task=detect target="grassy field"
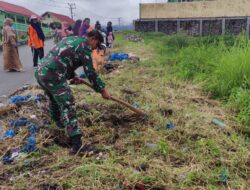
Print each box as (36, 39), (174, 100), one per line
(0, 32), (249, 190)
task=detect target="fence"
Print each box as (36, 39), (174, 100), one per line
(134, 17), (250, 36)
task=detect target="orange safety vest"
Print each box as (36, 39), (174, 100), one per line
(92, 49), (105, 71)
(28, 25), (44, 49)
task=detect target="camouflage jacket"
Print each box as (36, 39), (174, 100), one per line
(38, 36), (105, 92)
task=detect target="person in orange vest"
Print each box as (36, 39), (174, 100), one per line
(92, 22), (107, 71)
(28, 15), (45, 68)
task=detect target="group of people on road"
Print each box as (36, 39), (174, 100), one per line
(2, 15), (115, 155)
(2, 16), (115, 72)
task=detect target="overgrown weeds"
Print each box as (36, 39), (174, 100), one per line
(138, 32), (250, 126)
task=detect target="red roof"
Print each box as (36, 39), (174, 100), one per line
(43, 12), (75, 25)
(0, 1), (38, 17)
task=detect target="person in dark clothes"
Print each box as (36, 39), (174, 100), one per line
(106, 21), (115, 47)
(73, 19), (82, 36)
(95, 21), (101, 30)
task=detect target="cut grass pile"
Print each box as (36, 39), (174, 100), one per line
(0, 32), (249, 190)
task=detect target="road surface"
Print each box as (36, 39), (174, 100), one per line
(0, 40), (54, 102)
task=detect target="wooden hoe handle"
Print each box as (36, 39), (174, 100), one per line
(74, 78), (147, 116)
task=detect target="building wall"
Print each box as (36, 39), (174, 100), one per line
(140, 0), (250, 19)
(135, 17), (250, 37)
(0, 11), (50, 42)
(41, 13), (61, 25)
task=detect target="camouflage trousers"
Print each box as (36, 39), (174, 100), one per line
(35, 70), (82, 137)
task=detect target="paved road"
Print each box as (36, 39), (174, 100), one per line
(0, 40), (54, 101)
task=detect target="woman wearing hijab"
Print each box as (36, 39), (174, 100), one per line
(28, 15), (45, 68)
(79, 18), (93, 37)
(73, 19), (82, 36)
(2, 18), (23, 72)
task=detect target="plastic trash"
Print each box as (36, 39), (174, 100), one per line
(8, 95), (41, 104)
(125, 34), (144, 42)
(128, 54), (140, 63)
(220, 169), (228, 185)
(166, 122), (175, 129)
(29, 96), (41, 102)
(212, 119), (226, 129)
(9, 95), (31, 104)
(2, 129), (16, 139)
(109, 52), (129, 61)
(3, 118), (38, 139)
(115, 184), (121, 190)
(79, 71), (86, 78)
(145, 143), (157, 149)
(132, 103), (140, 109)
(21, 136), (36, 153)
(30, 115), (37, 119)
(9, 117), (29, 127)
(2, 149), (20, 164)
(29, 124), (38, 135)
(1, 120), (38, 164)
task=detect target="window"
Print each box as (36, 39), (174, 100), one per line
(5, 13), (15, 21)
(42, 23), (48, 27)
(16, 16), (25, 24)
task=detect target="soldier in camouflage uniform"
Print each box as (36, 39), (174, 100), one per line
(35, 31), (111, 154)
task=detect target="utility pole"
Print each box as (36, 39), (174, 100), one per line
(68, 3), (76, 19)
(118, 17), (122, 28)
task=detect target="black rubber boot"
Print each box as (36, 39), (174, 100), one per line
(69, 135), (101, 155)
(70, 135), (82, 153)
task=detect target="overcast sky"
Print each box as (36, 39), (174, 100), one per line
(3, 0), (167, 25)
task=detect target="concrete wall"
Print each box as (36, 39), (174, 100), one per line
(140, 0), (250, 19)
(135, 17), (250, 37)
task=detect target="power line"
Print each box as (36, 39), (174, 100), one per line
(14, 0), (68, 9)
(48, 0), (68, 5)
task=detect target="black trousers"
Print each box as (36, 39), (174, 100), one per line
(32, 47), (44, 67)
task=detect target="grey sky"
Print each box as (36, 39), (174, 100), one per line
(2, 0), (165, 25)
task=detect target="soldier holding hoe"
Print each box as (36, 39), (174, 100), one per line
(35, 30), (111, 154)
